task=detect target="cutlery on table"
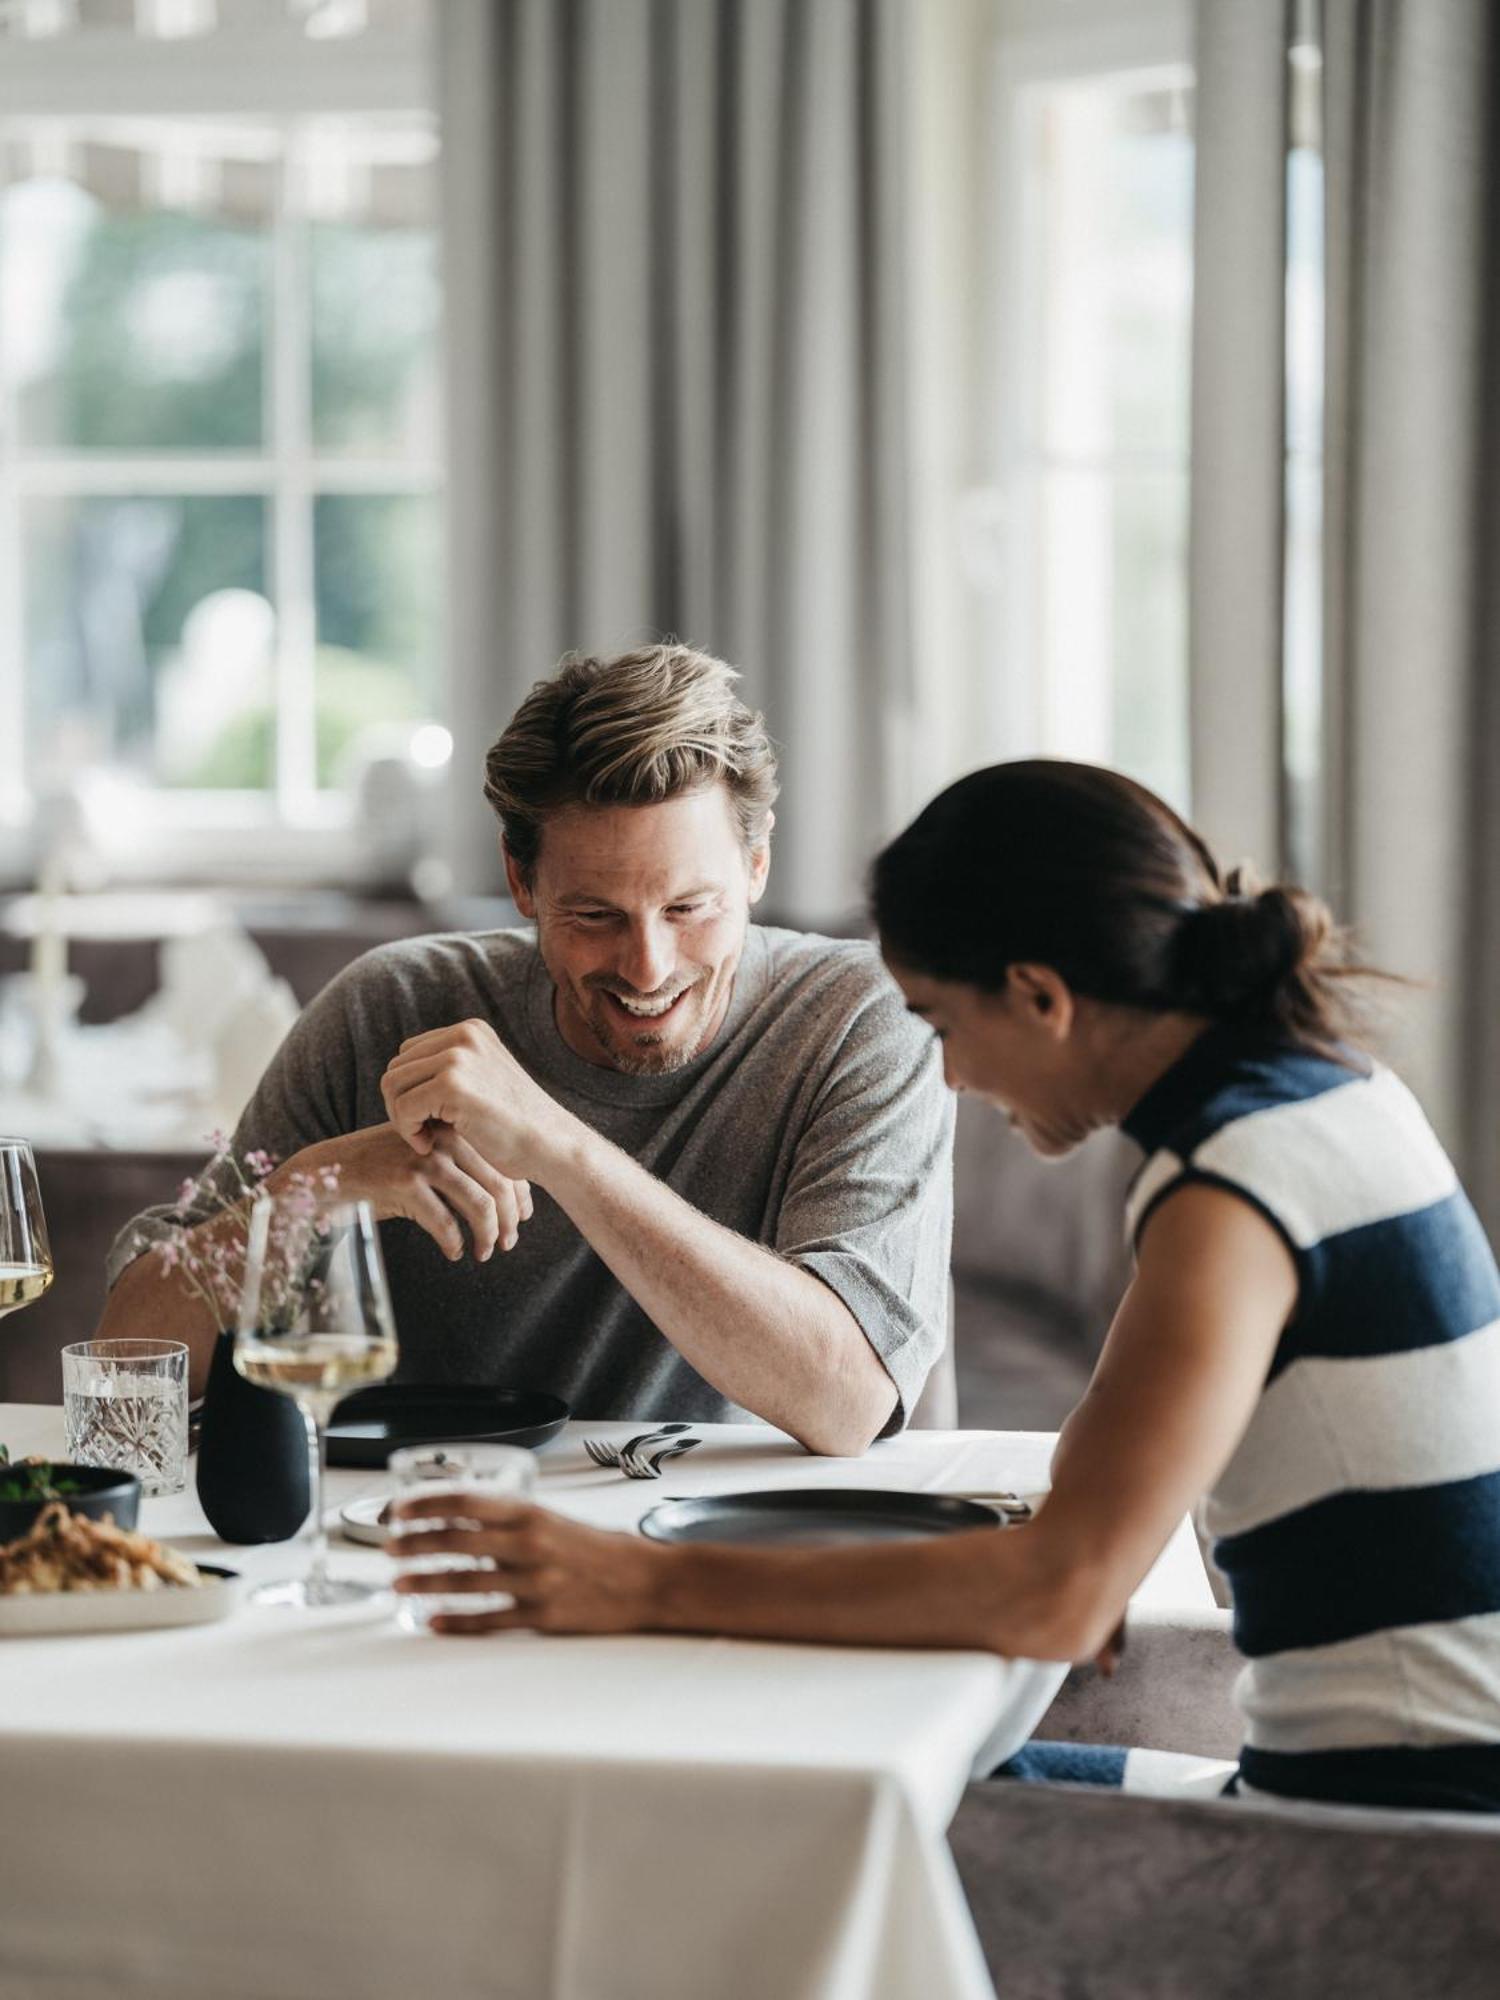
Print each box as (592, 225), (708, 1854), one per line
(582, 1427), (701, 1479)
(582, 1423), (687, 1467)
(580, 1424), (688, 1472)
(641, 1439), (699, 1477)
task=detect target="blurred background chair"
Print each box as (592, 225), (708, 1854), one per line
(949, 1775), (1500, 2000)
(0, 1145), (203, 1404)
(950, 1610), (1500, 1999)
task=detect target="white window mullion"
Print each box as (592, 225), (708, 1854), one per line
(271, 131), (318, 818)
(302, 460), (441, 495)
(13, 456), (275, 496)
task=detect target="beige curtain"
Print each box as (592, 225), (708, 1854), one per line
(1190, 0), (1500, 1229)
(437, 0), (916, 924)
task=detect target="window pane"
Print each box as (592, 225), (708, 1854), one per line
(1036, 466), (1190, 812)
(1109, 471), (1191, 812)
(1030, 76), (1194, 461)
(2, 177), (267, 451)
(24, 495), (273, 790)
(310, 210), (440, 454)
(313, 493), (439, 786)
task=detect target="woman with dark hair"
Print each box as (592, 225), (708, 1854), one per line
(392, 761), (1500, 1814)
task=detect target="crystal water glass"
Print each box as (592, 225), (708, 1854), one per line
(61, 1338), (189, 1496)
(389, 1443), (537, 1632)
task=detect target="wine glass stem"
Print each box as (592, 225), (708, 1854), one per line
(301, 1404), (329, 1597)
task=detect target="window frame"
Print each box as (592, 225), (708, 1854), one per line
(0, 16), (440, 885)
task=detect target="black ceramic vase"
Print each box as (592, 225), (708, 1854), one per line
(196, 1330), (311, 1544)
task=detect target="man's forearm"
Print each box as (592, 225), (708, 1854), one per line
(94, 1214), (240, 1398)
(535, 1119), (897, 1455)
(93, 1153), (324, 1398)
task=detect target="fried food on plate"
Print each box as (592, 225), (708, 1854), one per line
(0, 1503), (203, 1596)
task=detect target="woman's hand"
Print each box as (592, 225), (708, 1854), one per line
(386, 1496), (668, 1635)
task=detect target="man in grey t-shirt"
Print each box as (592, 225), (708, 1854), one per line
(102, 646), (953, 1454)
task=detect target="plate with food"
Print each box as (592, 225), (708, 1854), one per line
(0, 1502), (243, 1636)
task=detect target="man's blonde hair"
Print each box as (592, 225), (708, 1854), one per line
(485, 644), (780, 883)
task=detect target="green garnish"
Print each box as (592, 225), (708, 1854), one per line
(0, 1446), (88, 1503)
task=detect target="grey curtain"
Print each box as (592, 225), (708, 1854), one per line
(1187, 0), (1290, 876)
(1320, 0), (1500, 1222)
(437, 0), (915, 924)
(1189, 0), (1500, 1228)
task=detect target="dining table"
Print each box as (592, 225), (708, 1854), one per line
(0, 1405), (1214, 2000)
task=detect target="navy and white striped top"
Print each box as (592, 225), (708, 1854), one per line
(1121, 1028), (1500, 1813)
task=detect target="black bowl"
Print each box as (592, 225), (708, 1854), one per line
(0, 1462), (143, 1542)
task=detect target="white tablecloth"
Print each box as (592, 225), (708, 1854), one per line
(0, 1408), (1211, 2000)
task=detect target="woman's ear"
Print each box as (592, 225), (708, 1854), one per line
(1007, 963), (1074, 1041)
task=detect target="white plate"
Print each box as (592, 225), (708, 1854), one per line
(339, 1495), (394, 1547)
(0, 1563), (244, 1637)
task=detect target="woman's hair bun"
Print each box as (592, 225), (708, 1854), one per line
(1172, 868), (1334, 1020)
(870, 761), (1375, 1055)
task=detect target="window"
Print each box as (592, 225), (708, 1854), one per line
(0, 0), (441, 882)
(962, 3), (1196, 813)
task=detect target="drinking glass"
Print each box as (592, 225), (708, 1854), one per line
(61, 1339), (189, 1495)
(389, 1443), (537, 1633)
(0, 1138), (53, 1323)
(233, 1196), (398, 1609)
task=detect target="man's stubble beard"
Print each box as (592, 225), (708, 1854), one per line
(598, 1035), (696, 1078)
(575, 982), (710, 1077)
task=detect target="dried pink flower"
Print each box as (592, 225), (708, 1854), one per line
(145, 1145), (343, 1328)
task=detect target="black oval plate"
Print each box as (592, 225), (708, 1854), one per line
(638, 1487), (1002, 1548)
(325, 1385), (569, 1469)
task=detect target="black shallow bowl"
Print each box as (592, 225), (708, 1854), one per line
(0, 1462), (143, 1542)
(325, 1385), (570, 1469)
(638, 1488), (1003, 1548)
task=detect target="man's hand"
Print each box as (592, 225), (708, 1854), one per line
(387, 1494), (665, 1635)
(278, 1123), (533, 1264)
(380, 1020), (568, 1180)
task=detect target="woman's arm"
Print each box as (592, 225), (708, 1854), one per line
(391, 1183), (1298, 1656)
(1033, 1182), (1297, 1643)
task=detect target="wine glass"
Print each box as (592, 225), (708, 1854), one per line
(233, 1196), (398, 1608)
(0, 1139), (54, 1323)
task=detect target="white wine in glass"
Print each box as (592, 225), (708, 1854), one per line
(233, 1197), (398, 1608)
(0, 1139), (54, 1322)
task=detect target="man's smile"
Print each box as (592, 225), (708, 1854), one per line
(600, 986), (694, 1025)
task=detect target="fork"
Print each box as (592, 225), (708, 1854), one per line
(584, 1432), (696, 1480)
(583, 1430), (700, 1478)
(634, 1438), (700, 1479)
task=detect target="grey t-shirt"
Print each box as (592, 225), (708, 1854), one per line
(112, 924), (954, 1431)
